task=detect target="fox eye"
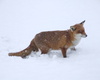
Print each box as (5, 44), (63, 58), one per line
(77, 30), (83, 33)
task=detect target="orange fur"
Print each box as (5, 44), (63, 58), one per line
(8, 21), (87, 58)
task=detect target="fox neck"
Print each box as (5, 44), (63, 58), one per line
(68, 30), (82, 46)
(72, 34), (82, 46)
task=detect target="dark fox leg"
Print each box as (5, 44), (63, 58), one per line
(70, 47), (76, 51)
(61, 48), (68, 58)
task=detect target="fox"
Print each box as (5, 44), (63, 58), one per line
(8, 20), (87, 58)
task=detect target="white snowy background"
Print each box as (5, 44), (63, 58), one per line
(0, 0), (100, 80)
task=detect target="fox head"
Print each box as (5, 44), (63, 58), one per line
(70, 20), (87, 38)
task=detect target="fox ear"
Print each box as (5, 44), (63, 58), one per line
(70, 26), (76, 31)
(80, 20), (85, 24)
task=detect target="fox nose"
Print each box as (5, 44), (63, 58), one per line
(82, 34), (87, 38)
(85, 35), (87, 37)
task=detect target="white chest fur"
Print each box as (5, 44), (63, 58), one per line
(72, 34), (82, 46)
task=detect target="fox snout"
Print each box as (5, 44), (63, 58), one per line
(80, 31), (87, 38)
(82, 34), (87, 38)
(82, 31), (87, 38)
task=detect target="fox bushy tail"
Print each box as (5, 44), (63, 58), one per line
(8, 39), (38, 58)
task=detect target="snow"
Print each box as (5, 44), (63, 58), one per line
(0, 0), (100, 80)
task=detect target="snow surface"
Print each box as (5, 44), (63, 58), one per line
(0, 0), (100, 80)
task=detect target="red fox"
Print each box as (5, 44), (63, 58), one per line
(8, 20), (87, 58)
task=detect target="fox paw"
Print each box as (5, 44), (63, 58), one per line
(71, 47), (76, 51)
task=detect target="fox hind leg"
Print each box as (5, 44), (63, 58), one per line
(39, 45), (50, 54)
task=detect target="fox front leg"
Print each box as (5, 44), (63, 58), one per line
(61, 48), (68, 58)
(70, 47), (76, 51)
